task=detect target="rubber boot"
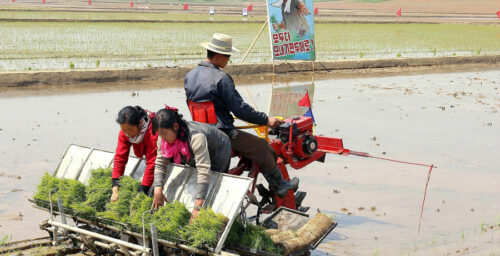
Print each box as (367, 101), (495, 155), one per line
(262, 166), (299, 198)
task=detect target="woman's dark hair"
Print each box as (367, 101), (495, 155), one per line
(116, 106), (148, 126)
(151, 109), (189, 142)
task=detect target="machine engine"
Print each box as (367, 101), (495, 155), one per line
(276, 116), (318, 159)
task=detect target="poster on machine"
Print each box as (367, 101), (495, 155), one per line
(266, 0), (315, 60)
(268, 83), (315, 118)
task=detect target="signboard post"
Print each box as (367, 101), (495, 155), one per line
(266, 0), (315, 60)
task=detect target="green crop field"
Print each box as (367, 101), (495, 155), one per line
(0, 10), (266, 22)
(0, 19), (499, 71)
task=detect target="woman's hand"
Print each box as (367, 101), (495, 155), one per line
(111, 186), (119, 202)
(152, 186), (166, 209)
(190, 198), (205, 222)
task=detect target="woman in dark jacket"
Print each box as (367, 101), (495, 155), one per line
(151, 106), (231, 220)
(112, 106), (158, 202)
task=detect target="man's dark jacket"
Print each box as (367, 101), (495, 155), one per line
(184, 61), (268, 130)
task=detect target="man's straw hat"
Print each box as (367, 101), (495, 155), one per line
(200, 33), (240, 55)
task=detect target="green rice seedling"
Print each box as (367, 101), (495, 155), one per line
(96, 60), (100, 68)
(452, 53), (456, 56)
(480, 220), (489, 232)
(181, 208), (227, 248)
(1, 21), (500, 71)
(431, 231), (440, 246)
(98, 176), (140, 222)
(359, 52), (364, 58)
(33, 172), (86, 208)
(225, 216), (243, 247)
(57, 179), (86, 208)
(432, 48), (437, 56)
(241, 223), (281, 254)
(153, 201), (190, 239)
(71, 167), (113, 216)
(69, 62), (75, 69)
(226, 218), (282, 254)
(397, 53), (402, 58)
(0, 234), (11, 247)
(128, 192), (153, 227)
(33, 172), (60, 203)
(96, 210), (122, 222)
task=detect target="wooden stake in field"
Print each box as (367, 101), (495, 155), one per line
(240, 20), (268, 63)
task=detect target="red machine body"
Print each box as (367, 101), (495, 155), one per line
(187, 101), (350, 213)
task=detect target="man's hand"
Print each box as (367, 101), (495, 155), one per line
(190, 198), (205, 222)
(267, 117), (283, 128)
(152, 186), (166, 209)
(111, 186), (119, 202)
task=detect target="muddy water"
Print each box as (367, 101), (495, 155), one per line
(1, 69), (499, 255)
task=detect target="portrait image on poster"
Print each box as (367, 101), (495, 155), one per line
(267, 0), (315, 60)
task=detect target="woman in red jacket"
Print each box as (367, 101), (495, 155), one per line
(112, 106), (158, 202)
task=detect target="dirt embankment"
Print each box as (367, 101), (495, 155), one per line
(0, 55), (499, 88)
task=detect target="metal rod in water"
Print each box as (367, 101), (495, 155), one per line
(56, 196), (67, 225)
(151, 222), (159, 256)
(48, 220), (151, 253)
(56, 195), (68, 236)
(141, 210), (152, 251)
(48, 188), (58, 244)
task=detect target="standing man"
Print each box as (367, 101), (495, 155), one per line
(184, 33), (299, 198)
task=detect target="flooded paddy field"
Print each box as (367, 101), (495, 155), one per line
(0, 20), (499, 71)
(1, 66), (499, 255)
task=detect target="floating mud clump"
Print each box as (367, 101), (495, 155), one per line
(270, 230), (296, 244)
(278, 213), (335, 255)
